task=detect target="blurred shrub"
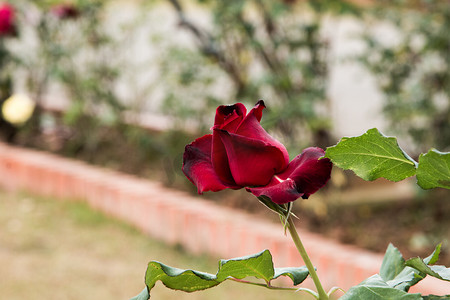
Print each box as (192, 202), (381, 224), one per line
(8, 0), (155, 155)
(160, 0), (359, 150)
(356, 0), (450, 153)
(16, 1), (123, 120)
(1, 0), (192, 184)
(0, 2), (18, 141)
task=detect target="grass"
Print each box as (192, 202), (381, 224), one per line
(0, 190), (307, 300)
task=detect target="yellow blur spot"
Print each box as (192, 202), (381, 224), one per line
(2, 94), (35, 125)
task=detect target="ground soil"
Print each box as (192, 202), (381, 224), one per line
(0, 191), (308, 300)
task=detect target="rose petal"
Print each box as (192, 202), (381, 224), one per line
(235, 100), (289, 165)
(213, 103), (247, 132)
(212, 101), (280, 185)
(247, 147), (332, 204)
(182, 134), (234, 193)
(211, 103), (247, 185)
(212, 131), (236, 186)
(246, 177), (303, 204)
(280, 147), (332, 199)
(215, 129), (288, 187)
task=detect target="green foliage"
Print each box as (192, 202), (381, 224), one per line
(405, 259), (450, 282)
(342, 244), (447, 299)
(417, 150), (450, 189)
(326, 128), (450, 192)
(340, 275), (422, 300)
(141, 249), (308, 297)
(379, 244), (410, 285)
(325, 128), (417, 182)
(356, 1), (450, 152)
(8, 0), (160, 157)
(274, 267), (310, 286)
(379, 244), (441, 292)
(137, 238), (450, 299)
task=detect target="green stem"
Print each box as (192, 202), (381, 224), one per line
(229, 278), (298, 291)
(287, 217), (329, 300)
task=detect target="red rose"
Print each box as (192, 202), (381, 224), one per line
(183, 101), (332, 204)
(0, 3), (16, 37)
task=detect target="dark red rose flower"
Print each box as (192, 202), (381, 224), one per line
(51, 3), (79, 20)
(0, 3), (16, 37)
(183, 100), (289, 191)
(182, 101), (332, 204)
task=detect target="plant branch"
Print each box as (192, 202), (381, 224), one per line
(229, 278), (302, 291)
(166, 0), (246, 92)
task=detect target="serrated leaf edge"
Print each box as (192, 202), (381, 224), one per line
(144, 250), (309, 294)
(325, 128), (417, 182)
(417, 149), (450, 189)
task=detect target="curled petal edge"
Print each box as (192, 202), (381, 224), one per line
(247, 147), (332, 204)
(182, 134), (236, 194)
(246, 177), (304, 204)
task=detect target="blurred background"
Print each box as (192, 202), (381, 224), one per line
(0, 0), (449, 298)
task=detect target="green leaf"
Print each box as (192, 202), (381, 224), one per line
(144, 250), (309, 294)
(380, 244), (405, 281)
(146, 263), (219, 292)
(364, 244), (443, 296)
(405, 258), (450, 281)
(379, 244), (424, 291)
(273, 267), (309, 285)
(325, 128), (417, 181)
(424, 244), (441, 265)
(416, 149), (450, 189)
(387, 266), (425, 292)
(129, 287), (150, 300)
(340, 275), (422, 300)
(378, 244), (443, 292)
(216, 250), (275, 282)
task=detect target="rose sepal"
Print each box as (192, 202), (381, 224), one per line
(257, 195), (298, 231)
(257, 195), (288, 216)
